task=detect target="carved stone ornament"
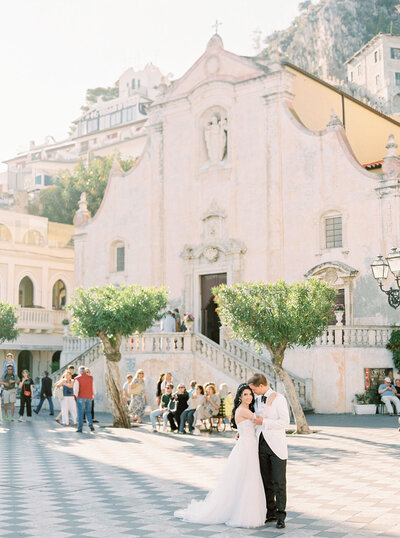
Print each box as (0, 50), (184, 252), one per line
(73, 192), (91, 227)
(203, 247), (219, 262)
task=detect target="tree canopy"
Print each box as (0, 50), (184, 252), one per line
(213, 279), (336, 359)
(69, 285), (168, 343)
(28, 153), (136, 224)
(0, 302), (19, 344)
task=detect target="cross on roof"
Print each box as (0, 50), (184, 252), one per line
(212, 20), (222, 34)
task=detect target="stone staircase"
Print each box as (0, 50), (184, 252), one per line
(58, 330), (312, 411)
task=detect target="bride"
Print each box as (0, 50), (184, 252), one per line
(174, 383), (267, 528)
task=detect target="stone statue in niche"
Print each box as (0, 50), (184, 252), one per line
(204, 116), (227, 163)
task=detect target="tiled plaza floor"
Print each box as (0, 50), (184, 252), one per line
(0, 411), (399, 537)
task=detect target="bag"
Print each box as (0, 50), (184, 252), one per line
(168, 397), (177, 413)
(24, 390), (31, 397)
(53, 386), (64, 401)
(130, 383), (144, 396)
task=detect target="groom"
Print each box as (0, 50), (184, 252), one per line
(249, 373), (290, 529)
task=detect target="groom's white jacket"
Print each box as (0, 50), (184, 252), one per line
(254, 388), (290, 460)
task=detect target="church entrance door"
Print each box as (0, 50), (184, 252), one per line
(200, 273), (227, 344)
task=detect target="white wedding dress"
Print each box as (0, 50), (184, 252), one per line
(175, 419), (266, 528)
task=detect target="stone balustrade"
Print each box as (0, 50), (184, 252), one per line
(51, 341), (103, 382)
(315, 325), (392, 347)
(17, 307), (66, 333)
(122, 332), (192, 353)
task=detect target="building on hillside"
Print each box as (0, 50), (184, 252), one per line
(0, 210), (74, 378)
(345, 33), (400, 115)
(71, 34), (400, 414)
(3, 63), (165, 199)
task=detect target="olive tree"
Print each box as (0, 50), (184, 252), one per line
(0, 302), (19, 343)
(68, 285), (167, 428)
(213, 279), (336, 434)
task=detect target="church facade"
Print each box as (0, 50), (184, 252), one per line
(73, 34), (400, 412)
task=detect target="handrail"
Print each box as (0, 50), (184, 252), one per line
(50, 342), (103, 382)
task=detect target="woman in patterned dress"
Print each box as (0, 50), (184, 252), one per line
(129, 369), (147, 423)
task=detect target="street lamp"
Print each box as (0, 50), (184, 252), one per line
(371, 249), (400, 308)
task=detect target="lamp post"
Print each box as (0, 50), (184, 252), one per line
(371, 248), (400, 308)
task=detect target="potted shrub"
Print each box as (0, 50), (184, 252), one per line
(333, 303), (345, 326)
(183, 313), (194, 332)
(354, 388), (379, 415)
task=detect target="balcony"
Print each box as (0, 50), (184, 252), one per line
(17, 308), (66, 334)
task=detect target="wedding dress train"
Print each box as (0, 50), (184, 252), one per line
(175, 419), (266, 528)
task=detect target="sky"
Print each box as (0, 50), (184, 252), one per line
(0, 0), (304, 171)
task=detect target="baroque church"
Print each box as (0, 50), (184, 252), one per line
(71, 33), (400, 413)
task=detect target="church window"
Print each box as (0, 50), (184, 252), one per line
(350, 71), (353, 82)
(376, 74), (380, 88)
(357, 64), (361, 76)
(131, 79), (135, 89)
(325, 216), (342, 249)
(391, 47), (400, 60)
(137, 79), (141, 88)
(396, 73), (400, 86)
(116, 247), (125, 272)
(374, 51), (378, 63)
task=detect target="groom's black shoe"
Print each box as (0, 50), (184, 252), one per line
(265, 516), (277, 523)
(276, 520), (286, 529)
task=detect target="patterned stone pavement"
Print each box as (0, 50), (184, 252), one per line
(0, 412), (399, 537)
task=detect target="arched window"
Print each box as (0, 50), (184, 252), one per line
(52, 279), (67, 309)
(18, 350), (32, 379)
(19, 276), (34, 307)
(23, 229), (44, 245)
(111, 241), (125, 272)
(0, 224), (12, 241)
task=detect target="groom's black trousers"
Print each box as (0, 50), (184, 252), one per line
(259, 434), (287, 521)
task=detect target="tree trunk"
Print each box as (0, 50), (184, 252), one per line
(271, 350), (311, 435)
(104, 356), (131, 428)
(98, 332), (130, 428)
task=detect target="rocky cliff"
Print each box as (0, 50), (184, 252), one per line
(264, 0), (400, 79)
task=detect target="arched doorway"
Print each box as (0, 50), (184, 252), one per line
(201, 273), (227, 343)
(19, 276), (34, 307)
(18, 350), (32, 379)
(51, 351), (61, 373)
(52, 280), (67, 309)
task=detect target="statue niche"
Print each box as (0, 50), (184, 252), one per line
(203, 111), (228, 165)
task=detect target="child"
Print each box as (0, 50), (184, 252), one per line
(2, 353), (16, 376)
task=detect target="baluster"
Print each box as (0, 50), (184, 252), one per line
(343, 328), (350, 345)
(327, 328), (334, 345)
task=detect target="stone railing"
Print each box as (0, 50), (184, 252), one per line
(51, 341), (103, 382)
(315, 325), (392, 347)
(17, 307), (66, 333)
(218, 331), (312, 409)
(122, 332), (192, 354)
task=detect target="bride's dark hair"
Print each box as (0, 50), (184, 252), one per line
(231, 383), (255, 430)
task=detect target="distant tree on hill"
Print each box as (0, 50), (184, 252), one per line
(29, 153), (137, 225)
(80, 86), (119, 112)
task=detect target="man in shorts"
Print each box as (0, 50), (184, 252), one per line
(2, 365), (17, 421)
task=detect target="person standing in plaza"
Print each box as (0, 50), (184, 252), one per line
(59, 370), (77, 425)
(249, 373), (290, 530)
(34, 371), (54, 416)
(74, 365), (95, 433)
(378, 377), (400, 415)
(18, 370), (34, 422)
(156, 373), (165, 406)
(2, 364), (18, 421)
(129, 369), (147, 423)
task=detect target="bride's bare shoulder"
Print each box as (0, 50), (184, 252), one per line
(235, 405), (254, 424)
